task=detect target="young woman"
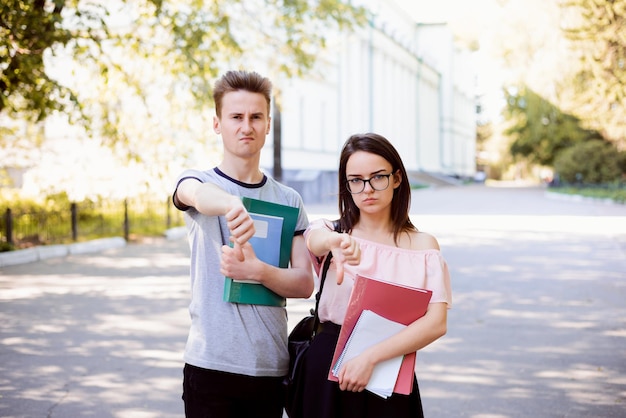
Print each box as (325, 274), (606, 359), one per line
(295, 133), (452, 418)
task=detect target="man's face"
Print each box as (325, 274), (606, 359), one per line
(214, 90), (271, 159)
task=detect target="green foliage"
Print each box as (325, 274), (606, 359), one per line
(1, 0), (66, 120)
(560, 0), (626, 146)
(503, 85), (603, 166)
(550, 186), (626, 204)
(0, 0), (113, 122)
(553, 140), (625, 184)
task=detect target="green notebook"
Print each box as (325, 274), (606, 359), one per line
(223, 197), (299, 307)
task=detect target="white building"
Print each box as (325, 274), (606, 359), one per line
(261, 0), (477, 204)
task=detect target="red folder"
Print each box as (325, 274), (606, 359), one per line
(328, 274), (432, 395)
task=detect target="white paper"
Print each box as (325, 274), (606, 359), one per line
(332, 310), (406, 398)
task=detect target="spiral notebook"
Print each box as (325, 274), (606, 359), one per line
(328, 274), (433, 395)
(331, 309), (406, 398)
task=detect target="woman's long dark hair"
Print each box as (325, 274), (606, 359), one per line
(336, 133), (416, 244)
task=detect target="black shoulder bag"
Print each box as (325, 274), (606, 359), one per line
(284, 250), (334, 417)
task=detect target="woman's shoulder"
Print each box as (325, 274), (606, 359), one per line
(353, 229), (441, 254)
(403, 229), (440, 251)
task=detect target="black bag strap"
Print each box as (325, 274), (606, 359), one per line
(311, 252), (332, 336)
(312, 220), (339, 335)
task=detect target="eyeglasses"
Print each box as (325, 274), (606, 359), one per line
(346, 173), (392, 194)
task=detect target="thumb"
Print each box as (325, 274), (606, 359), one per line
(240, 241), (257, 260)
(232, 241), (245, 262)
(336, 259), (344, 285)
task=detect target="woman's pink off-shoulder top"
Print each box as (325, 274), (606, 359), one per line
(304, 219), (452, 325)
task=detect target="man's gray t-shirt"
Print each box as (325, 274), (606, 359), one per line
(173, 167), (309, 377)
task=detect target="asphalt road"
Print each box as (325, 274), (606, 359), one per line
(1, 184), (625, 418)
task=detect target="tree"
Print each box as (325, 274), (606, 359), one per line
(1, 0), (366, 136)
(1, 0), (79, 123)
(559, 0), (626, 146)
(503, 85), (602, 167)
(553, 140), (625, 184)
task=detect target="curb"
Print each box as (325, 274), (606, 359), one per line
(0, 237), (127, 268)
(0, 228), (185, 268)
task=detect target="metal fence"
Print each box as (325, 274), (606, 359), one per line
(1, 197), (184, 250)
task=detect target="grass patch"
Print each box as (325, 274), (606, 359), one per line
(549, 186), (626, 204)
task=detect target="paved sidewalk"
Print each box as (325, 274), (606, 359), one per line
(1, 185), (625, 417)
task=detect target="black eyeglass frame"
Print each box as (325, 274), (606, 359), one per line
(345, 173), (393, 194)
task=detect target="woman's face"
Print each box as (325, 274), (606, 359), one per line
(345, 151), (401, 215)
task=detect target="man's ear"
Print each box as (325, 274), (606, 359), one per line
(213, 115), (221, 134)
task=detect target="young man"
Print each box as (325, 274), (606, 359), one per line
(172, 70), (313, 418)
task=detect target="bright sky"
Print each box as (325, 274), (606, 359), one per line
(393, 0), (506, 120)
(393, 0), (566, 123)
(393, 0), (499, 27)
